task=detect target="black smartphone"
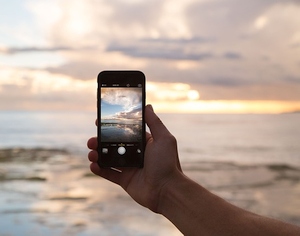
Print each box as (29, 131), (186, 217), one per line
(97, 71), (146, 168)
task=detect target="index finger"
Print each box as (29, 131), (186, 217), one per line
(87, 137), (97, 150)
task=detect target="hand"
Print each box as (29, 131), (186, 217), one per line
(87, 104), (182, 213)
(88, 105), (300, 236)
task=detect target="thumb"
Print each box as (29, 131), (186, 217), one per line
(145, 104), (171, 140)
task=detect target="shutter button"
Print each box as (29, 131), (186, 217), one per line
(118, 146), (126, 155)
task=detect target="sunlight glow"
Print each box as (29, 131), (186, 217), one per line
(150, 100), (300, 114)
(255, 16), (268, 30)
(187, 90), (200, 100)
(67, 1), (93, 37)
(175, 60), (200, 70)
(147, 82), (199, 101)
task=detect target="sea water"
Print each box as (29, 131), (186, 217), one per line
(160, 113), (300, 166)
(1, 111), (300, 235)
(0, 111), (96, 153)
(0, 111), (300, 166)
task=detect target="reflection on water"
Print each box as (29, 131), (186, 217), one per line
(101, 123), (142, 142)
(1, 148), (300, 236)
(0, 148), (180, 236)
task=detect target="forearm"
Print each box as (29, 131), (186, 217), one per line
(157, 172), (300, 236)
(157, 172), (241, 235)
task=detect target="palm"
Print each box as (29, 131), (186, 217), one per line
(116, 133), (180, 211)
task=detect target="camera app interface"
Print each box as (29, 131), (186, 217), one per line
(100, 86), (143, 143)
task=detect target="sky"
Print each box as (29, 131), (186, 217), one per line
(0, 0), (300, 113)
(101, 87), (142, 121)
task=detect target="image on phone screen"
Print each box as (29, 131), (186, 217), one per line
(101, 87), (143, 142)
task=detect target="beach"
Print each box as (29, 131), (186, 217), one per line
(0, 111), (300, 235)
(0, 148), (180, 236)
(0, 148), (300, 235)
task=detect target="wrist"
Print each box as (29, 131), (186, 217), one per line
(155, 171), (216, 235)
(156, 171), (190, 215)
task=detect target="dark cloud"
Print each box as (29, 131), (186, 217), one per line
(107, 37), (215, 61)
(285, 75), (300, 84)
(0, 46), (76, 54)
(223, 52), (243, 60)
(106, 38), (243, 61)
(143, 59), (272, 89)
(202, 76), (250, 87)
(139, 37), (215, 44)
(289, 0), (300, 5)
(107, 44), (214, 61)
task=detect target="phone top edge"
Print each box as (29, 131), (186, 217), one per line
(97, 71), (145, 85)
(98, 70), (145, 78)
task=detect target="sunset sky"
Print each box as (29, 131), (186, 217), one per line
(1, 0), (300, 113)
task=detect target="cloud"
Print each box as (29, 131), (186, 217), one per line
(146, 82), (201, 104)
(101, 87), (142, 111)
(1, 0), (299, 104)
(107, 42), (214, 61)
(185, 0), (299, 38)
(115, 107), (142, 120)
(223, 52), (243, 60)
(46, 60), (101, 80)
(0, 46), (76, 54)
(105, 36), (216, 61)
(0, 67), (95, 110)
(101, 87), (143, 120)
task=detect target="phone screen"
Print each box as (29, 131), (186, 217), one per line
(97, 71), (145, 168)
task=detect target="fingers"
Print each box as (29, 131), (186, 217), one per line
(89, 150), (122, 185)
(88, 150), (98, 162)
(88, 119), (139, 187)
(145, 104), (171, 140)
(90, 163), (122, 185)
(87, 137), (97, 150)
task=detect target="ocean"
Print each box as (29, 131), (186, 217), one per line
(0, 111), (96, 154)
(0, 111), (300, 235)
(1, 111), (299, 166)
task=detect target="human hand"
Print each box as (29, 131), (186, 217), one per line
(87, 104), (182, 213)
(88, 105), (300, 236)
